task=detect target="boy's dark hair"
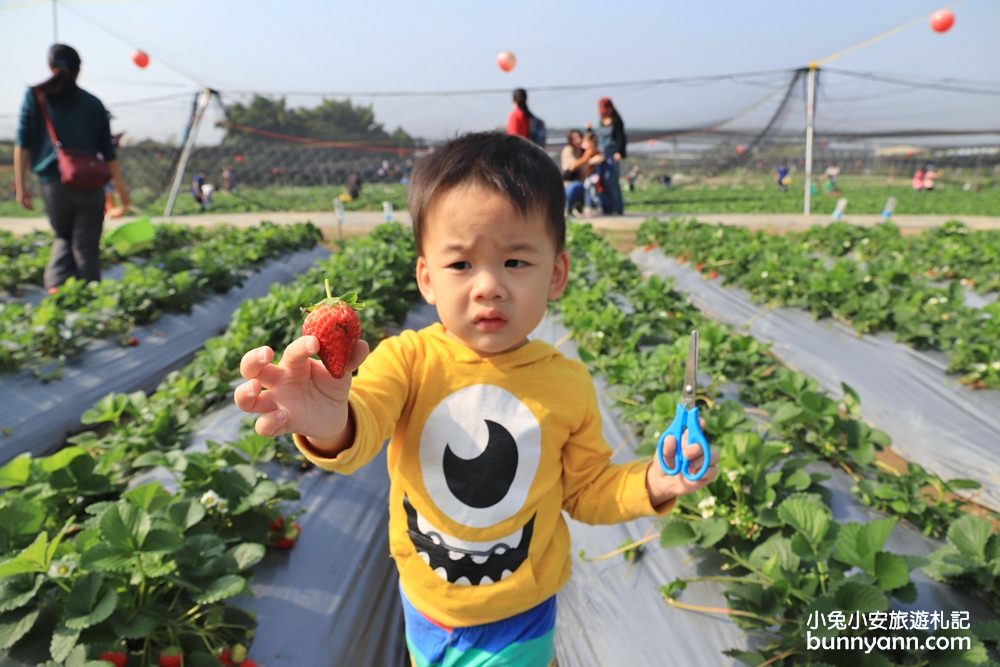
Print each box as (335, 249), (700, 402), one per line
(408, 131), (566, 253)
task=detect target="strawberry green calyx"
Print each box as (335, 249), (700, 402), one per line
(301, 279), (366, 314)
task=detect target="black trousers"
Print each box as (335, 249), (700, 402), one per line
(40, 181), (104, 288)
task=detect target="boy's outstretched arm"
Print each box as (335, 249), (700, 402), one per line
(234, 335), (369, 455)
(645, 433), (720, 509)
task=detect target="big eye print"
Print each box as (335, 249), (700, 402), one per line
(411, 384), (542, 586)
(443, 419), (518, 508)
(418, 384), (541, 528)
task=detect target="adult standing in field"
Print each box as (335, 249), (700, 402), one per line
(594, 96), (627, 215)
(506, 88), (531, 140)
(912, 166), (926, 192)
(506, 88), (546, 146)
(13, 44), (129, 291)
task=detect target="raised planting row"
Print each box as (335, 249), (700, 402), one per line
(623, 179), (1000, 216)
(0, 224), (227, 296)
(0, 224), (420, 666)
(0, 222), (322, 378)
(636, 218), (1000, 389)
(800, 220), (1000, 296)
(558, 223), (999, 665)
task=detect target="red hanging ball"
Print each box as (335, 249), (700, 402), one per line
(929, 9), (954, 33)
(496, 51), (516, 73)
(132, 50), (150, 68)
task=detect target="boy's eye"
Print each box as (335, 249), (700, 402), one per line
(447, 261), (470, 270)
(505, 259), (528, 268)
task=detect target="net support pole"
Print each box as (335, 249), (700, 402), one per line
(164, 88), (213, 218)
(803, 63), (818, 216)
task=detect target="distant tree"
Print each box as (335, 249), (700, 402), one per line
(220, 95), (415, 146)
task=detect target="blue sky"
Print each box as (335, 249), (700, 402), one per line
(1, 0), (998, 144)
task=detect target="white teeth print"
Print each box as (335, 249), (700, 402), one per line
(454, 576), (472, 586)
(479, 575), (494, 585)
(415, 509), (522, 553)
(471, 554), (489, 565)
(417, 552), (430, 565)
(434, 567), (449, 581)
(448, 550), (464, 561)
(494, 546), (507, 556)
(501, 570), (513, 580)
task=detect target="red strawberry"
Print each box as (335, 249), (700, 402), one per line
(708, 271), (719, 280)
(301, 281), (364, 379)
(269, 515), (285, 532)
(695, 262), (705, 271)
(238, 661), (258, 667)
(218, 646), (233, 666)
(127, 336), (140, 347)
(273, 521), (301, 549)
(158, 646), (183, 667)
(100, 652), (127, 667)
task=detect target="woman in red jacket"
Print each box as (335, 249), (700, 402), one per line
(506, 88), (532, 139)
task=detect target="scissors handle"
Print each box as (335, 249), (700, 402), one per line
(655, 404), (711, 481)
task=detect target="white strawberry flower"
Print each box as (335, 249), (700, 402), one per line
(992, 361), (1000, 371)
(48, 557), (76, 579)
(698, 496), (717, 519)
(760, 271), (769, 279)
(201, 490), (221, 509)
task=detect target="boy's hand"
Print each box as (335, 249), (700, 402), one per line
(645, 419), (719, 509)
(234, 335), (368, 442)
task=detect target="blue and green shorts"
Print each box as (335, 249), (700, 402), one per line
(402, 591), (556, 667)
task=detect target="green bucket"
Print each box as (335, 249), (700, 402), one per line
(104, 217), (155, 254)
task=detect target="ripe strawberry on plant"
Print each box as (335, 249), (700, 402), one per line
(158, 646), (183, 667)
(273, 521), (302, 550)
(99, 651), (127, 667)
(301, 280), (365, 379)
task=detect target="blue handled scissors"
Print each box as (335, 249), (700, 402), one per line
(656, 330), (711, 481)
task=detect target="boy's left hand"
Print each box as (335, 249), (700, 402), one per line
(645, 417), (719, 509)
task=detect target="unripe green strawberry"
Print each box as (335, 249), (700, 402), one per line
(301, 280), (365, 379)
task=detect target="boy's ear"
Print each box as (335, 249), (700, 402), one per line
(548, 250), (570, 300)
(416, 256), (436, 305)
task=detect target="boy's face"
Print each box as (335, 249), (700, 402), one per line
(416, 182), (569, 357)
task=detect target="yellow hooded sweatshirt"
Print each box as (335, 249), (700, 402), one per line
(294, 323), (673, 627)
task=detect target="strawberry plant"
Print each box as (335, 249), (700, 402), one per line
(559, 223), (998, 664)
(0, 223), (420, 665)
(636, 217), (1000, 389)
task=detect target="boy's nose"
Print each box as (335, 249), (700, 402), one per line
(471, 269), (507, 301)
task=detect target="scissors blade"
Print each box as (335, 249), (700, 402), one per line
(682, 330), (698, 409)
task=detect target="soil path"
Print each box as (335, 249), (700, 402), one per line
(3, 210), (1000, 236)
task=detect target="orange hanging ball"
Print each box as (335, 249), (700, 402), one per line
(132, 50), (150, 68)
(929, 9), (954, 33)
(496, 51), (516, 73)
